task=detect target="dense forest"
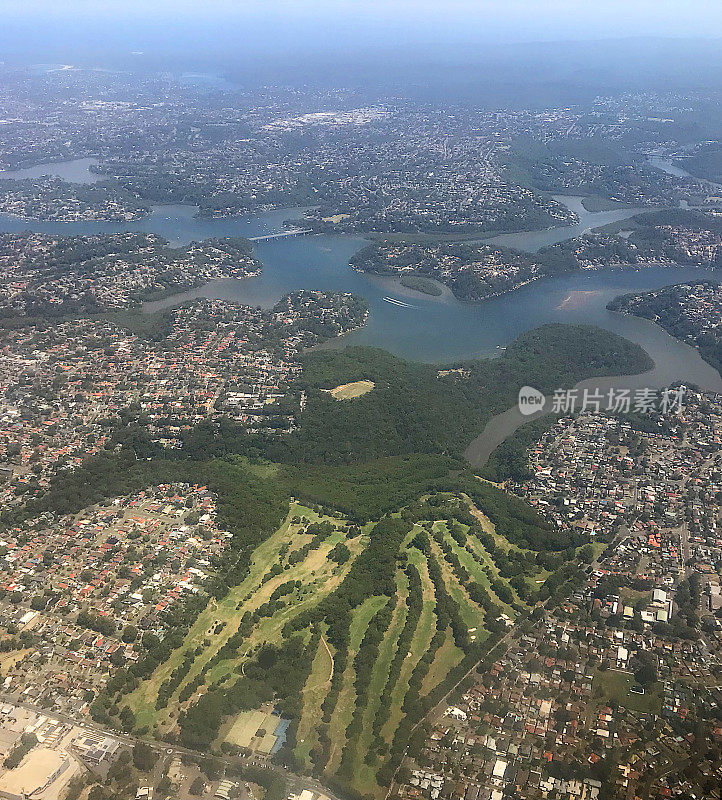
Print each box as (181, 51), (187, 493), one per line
(176, 325), (651, 466)
(676, 144), (722, 184)
(7, 322), (652, 529)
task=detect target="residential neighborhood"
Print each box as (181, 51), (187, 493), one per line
(394, 393), (722, 800)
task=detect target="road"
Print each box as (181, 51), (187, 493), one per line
(385, 622), (518, 798)
(248, 228), (312, 241)
(679, 523), (692, 578)
(320, 635), (334, 684)
(0, 693), (337, 800)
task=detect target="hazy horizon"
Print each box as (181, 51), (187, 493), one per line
(1, 1), (721, 110)
(0, 0), (721, 56)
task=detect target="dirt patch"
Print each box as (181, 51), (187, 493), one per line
(323, 380), (375, 400)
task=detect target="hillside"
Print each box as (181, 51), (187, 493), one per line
(109, 486), (586, 799)
(20, 322), (652, 798)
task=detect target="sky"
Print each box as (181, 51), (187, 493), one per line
(1, 0), (721, 43)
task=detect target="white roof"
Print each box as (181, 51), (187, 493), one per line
(493, 759), (508, 778)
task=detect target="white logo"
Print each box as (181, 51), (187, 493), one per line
(518, 386), (545, 415)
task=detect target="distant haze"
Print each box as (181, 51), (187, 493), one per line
(1, 1), (721, 107)
(1, 0), (721, 49)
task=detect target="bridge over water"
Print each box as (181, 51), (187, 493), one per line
(248, 228), (312, 241)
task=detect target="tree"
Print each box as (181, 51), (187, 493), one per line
(122, 625), (138, 643)
(133, 742), (156, 772)
(155, 775), (172, 799)
(328, 542), (351, 565)
(632, 650), (657, 686)
(119, 706), (135, 732)
(64, 776), (87, 800)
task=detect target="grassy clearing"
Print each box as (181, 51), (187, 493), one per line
(325, 595), (389, 775)
(465, 495), (552, 598)
(585, 541), (607, 561)
(226, 455), (281, 481)
(0, 649), (31, 675)
(524, 569), (551, 594)
(380, 550), (437, 746)
(420, 628), (464, 697)
(464, 540), (521, 612)
(593, 669), (662, 714)
(295, 636), (335, 767)
(430, 533), (486, 632)
(465, 497), (530, 555)
(619, 587), (652, 606)
(121, 490), (557, 782)
(323, 380), (375, 400)
(224, 707), (279, 753)
(351, 570), (409, 797)
(123, 503), (354, 733)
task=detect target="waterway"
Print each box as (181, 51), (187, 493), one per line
(0, 157), (103, 183)
(464, 311), (722, 468)
(2, 162), (721, 466)
(647, 156), (722, 193)
(0, 201), (304, 242)
(486, 195), (648, 252)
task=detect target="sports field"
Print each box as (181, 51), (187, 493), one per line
(225, 708), (281, 754)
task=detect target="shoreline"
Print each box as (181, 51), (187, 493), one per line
(0, 208), (150, 224)
(464, 310), (722, 469)
(348, 256), (721, 307)
(303, 310), (371, 354)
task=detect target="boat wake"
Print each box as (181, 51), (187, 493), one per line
(382, 296), (418, 309)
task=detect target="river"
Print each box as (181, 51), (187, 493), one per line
(647, 156), (722, 193)
(2, 161), (721, 467)
(486, 195), (649, 252)
(0, 201), (306, 241)
(464, 312), (722, 468)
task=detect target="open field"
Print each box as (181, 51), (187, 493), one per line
(295, 636), (335, 766)
(0, 649), (31, 676)
(619, 587), (652, 606)
(123, 502), (361, 733)
(431, 535), (486, 631)
(323, 380), (375, 400)
(350, 570), (410, 795)
(325, 595), (389, 774)
(380, 550), (437, 747)
(0, 746), (79, 798)
(593, 669), (663, 715)
(225, 707), (281, 754)
(420, 630), (464, 696)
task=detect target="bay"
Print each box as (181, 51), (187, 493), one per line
(0, 157), (103, 184)
(1, 196), (718, 374)
(2, 194), (721, 469)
